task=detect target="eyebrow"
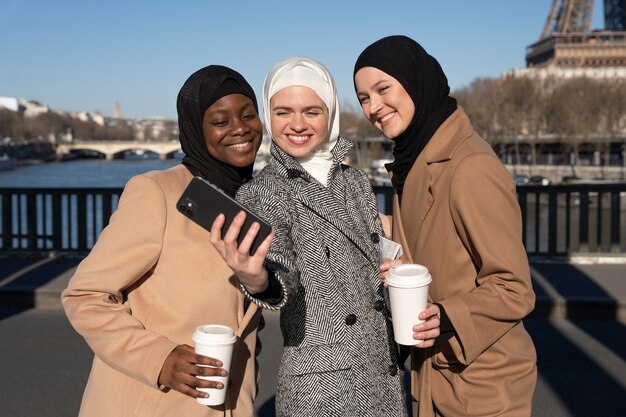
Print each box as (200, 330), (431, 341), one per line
(207, 102), (255, 114)
(357, 79), (389, 95)
(272, 105), (325, 111)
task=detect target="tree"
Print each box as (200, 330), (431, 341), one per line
(544, 78), (604, 175)
(454, 77), (502, 146)
(597, 79), (626, 177)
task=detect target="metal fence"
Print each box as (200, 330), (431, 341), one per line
(2, 184), (625, 257)
(372, 184), (626, 258)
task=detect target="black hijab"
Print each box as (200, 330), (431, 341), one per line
(177, 65), (259, 197)
(353, 35), (457, 202)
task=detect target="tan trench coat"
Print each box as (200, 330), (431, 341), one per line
(62, 165), (261, 417)
(391, 108), (537, 416)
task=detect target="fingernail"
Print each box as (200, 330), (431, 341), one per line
(217, 383), (223, 389)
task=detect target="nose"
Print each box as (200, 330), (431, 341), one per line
(368, 94), (383, 115)
(289, 113), (307, 132)
(230, 117), (250, 135)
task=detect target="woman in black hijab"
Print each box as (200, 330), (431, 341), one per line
(63, 65), (279, 417)
(354, 36), (537, 417)
(178, 65), (260, 197)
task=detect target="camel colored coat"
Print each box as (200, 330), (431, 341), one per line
(62, 165), (261, 417)
(391, 109), (537, 416)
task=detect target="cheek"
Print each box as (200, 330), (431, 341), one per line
(270, 119), (281, 136)
(249, 119), (263, 134)
(313, 121), (329, 141)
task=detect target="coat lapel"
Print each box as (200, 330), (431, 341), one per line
(293, 178), (376, 263)
(398, 108), (474, 257)
(399, 156), (435, 256)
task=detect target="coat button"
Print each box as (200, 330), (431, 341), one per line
(374, 300), (384, 311)
(388, 365), (398, 376)
(325, 246), (330, 258)
(345, 314), (357, 325)
(370, 233), (380, 243)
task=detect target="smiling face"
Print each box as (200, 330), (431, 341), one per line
(354, 66), (415, 139)
(269, 86), (329, 159)
(202, 93), (262, 167)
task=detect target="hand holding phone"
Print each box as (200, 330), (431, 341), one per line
(210, 211), (275, 294)
(177, 176), (272, 256)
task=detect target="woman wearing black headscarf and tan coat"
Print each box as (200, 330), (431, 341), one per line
(354, 36), (537, 417)
(62, 65), (283, 417)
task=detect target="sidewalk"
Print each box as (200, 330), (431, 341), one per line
(1, 255), (626, 321)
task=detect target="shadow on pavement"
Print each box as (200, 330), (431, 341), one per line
(573, 320), (626, 364)
(0, 257), (80, 317)
(527, 318), (626, 417)
(531, 263), (619, 320)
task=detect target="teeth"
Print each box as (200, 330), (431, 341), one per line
(380, 113), (395, 123)
(288, 135), (309, 143)
(228, 142), (250, 149)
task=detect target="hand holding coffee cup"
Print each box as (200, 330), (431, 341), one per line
(158, 344), (228, 400)
(386, 264), (432, 345)
(411, 303), (441, 348)
(192, 324), (237, 406)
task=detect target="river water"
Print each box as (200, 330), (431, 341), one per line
(0, 159), (182, 188)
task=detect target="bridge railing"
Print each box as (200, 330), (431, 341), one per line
(372, 183), (626, 258)
(1, 184), (625, 258)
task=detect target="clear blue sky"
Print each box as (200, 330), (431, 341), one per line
(0, 0), (606, 120)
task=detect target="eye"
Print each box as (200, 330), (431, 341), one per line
(378, 86), (389, 94)
(305, 110), (322, 117)
(211, 120), (228, 127)
(275, 110), (289, 117)
(242, 113), (257, 121)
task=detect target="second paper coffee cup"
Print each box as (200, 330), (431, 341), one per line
(386, 264), (432, 346)
(192, 324), (237, 406)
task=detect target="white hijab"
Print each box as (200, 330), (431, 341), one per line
(263, 57), (340, 187)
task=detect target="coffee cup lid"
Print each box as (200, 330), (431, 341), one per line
(192, 324), (237, 346)
(386, 264), (432, 288)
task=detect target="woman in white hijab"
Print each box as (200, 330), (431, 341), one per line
(211, 57), (440, 416)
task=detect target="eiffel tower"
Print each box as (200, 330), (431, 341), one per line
(526, 0), (626, 68)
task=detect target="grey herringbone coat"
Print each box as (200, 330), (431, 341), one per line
(238, 137), (407, 417)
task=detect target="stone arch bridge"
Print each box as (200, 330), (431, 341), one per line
(56, 141), (182, 160)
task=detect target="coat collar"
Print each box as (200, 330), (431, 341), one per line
(422, 107), (474, 164)
(269, 136), (353, 182)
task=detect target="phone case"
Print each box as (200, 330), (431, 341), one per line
(177, 176), (272, 256)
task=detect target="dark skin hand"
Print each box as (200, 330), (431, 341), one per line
(158, 344), (227, 399)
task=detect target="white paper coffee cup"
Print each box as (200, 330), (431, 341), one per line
(192, 324), (237, 406)
(386, 264), (432, 345)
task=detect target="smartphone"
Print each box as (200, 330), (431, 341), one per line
(177, 176), (272, 255)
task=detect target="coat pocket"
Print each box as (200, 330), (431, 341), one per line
(432, 340), (465, 372)
(280, 342), (352, 376)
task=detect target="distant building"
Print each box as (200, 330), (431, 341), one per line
(523, 0), (626, 71)
(605, 0), (626, 30)
(133, 117), (178, 141)
(113, 101), (122, 119)
(69, 110), (105, 126)
(21, 99), (49, 117)
(0, 96), (49, 116)
(0, 96), (22, 112)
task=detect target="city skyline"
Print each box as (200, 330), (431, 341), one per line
(0, 0), (607, 120)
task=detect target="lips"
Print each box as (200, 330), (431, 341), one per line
(378, 112), (396, 125)
(287, 134), (311, 145)
(225, 137), (255, 149)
